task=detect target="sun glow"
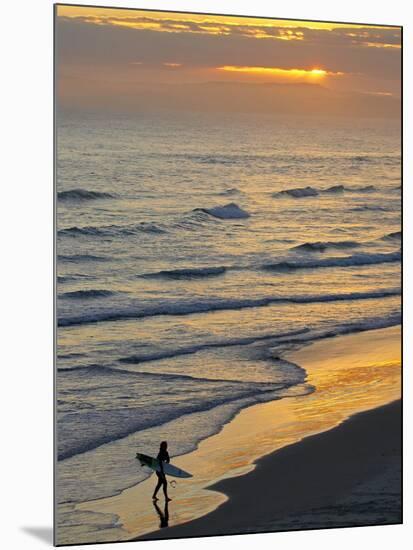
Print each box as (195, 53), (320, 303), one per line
(216, 65), (343, 80)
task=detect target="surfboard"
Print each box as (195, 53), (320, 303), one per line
(136, 453), (193, 478)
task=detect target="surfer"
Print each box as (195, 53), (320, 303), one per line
(152, 441), (172, 501)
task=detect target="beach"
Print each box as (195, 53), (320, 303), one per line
(142, 400), (401, 539)
(69, 324), (401, 544)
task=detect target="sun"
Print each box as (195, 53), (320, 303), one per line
(310, 68), (327, 76)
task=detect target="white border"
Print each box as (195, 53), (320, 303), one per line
(2, 1), (411, 549)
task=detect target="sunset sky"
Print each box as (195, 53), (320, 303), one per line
(56, 5), (401, 117)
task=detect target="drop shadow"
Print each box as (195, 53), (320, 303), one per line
(21, 526), (53, 545)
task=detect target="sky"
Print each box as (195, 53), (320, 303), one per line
(56, 5), (401, 117)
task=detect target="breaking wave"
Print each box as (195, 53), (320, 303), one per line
(193, 202), (250, 219)
(274, 184), (377, 198)
(58, 189), (117, 201)
(292, 240), (360, 252)
(61, 289), (115, 299)
(262, 250), (401, 271)
(57, 254), (109, 263)
(142, 266), (227, 280)
(58, 288), (400, 327)
(351, 205), (389, 212)
(382, 230), (401, 241)
(119, 328), (310, 365)
(218, 187), (241, 196)
(275, 186), (319, 198)
(58, 222), (166, 237)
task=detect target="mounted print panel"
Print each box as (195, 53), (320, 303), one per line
(54, 4), (402, 546)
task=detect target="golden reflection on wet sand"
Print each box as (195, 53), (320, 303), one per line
(75, 325), (400, 543)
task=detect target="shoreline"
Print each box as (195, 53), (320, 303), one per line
(67, 325), (401, 545)
(141, 399), (401, 539)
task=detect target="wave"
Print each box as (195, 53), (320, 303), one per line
(58, 288), (400, 327)
(60, 289), (115, 299)
(275, 186), (319, 198)
(59, 360), (300, 390)
(58, 221), (166, 238)
(275, 313), (401, 349)
(58, 189), (117, 201)
(322, 185), (345, 193)
(263, 251), (400, 272)
(57, 273), (96, 283)
(274, 184), (377, 198)
(323, 185), (375, 193)
(57, 379), (298, 461)
(142, 266), (227, 280)
(350, 185), (376, 192)
(351, 155), (370, 162)
(193, 155), (238, 165)
(57, 311), (400, 463)
(382, 230), (401, 241)
(57, 352), (85, 360)
(193, 202), (250, 219)
(293, 240), (360, 252)
(119, 328), (310, 365)
(218, 187), (241, 196)
(57, 254), (108, 263)
(351, 205), (388, 212)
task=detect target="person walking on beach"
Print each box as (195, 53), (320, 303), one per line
(152, 441), (172, 501)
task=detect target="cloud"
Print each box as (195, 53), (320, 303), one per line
(56, 17), (400, 79)
(329, 27), (401, 49)
(55, 12), (401, 114)
(57, 10), (400, 50)
(59, 14), (309, 41)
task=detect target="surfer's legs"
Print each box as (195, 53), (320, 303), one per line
(153, 472), (171, 501)
(152, 474), (163, 500)
(162, 478), (170, 500)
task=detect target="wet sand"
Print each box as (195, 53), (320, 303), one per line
(143, 400), (401, 539)
(72, 326), (401, 545)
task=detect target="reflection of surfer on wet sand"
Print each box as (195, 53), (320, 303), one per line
(153, 499), (169, 528)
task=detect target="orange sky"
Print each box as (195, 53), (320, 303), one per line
(55, 5), (401, 116)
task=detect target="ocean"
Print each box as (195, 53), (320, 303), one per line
(56, 110), (401, 510)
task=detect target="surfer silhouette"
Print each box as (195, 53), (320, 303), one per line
(152, 441), (171, 501)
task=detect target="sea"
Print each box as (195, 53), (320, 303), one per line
(56, 110), (401, 511)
